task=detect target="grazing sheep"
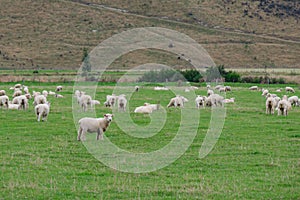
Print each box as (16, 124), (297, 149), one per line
(8, 103), (20, 110)
(35, 102), (50, 122)
(135, 86), (139, 92)
(32, 91), (41, 98)
(117, 94), (127, 112)
(195, 95), (205, 109)
(13, 89), (22, 97)
(0, 90), (6, 96)
(288, 96), (299, 107)
(219, 87), (226, 93)
(55, 94), (64, 98)
(205, 94), (224, 107)
(277, 100), (290, 116)
(56, 85), (63, 92)
(249, 86), (258, 90)
(285, 87), (295, 93)
(79, 94), (92, 111)
(143, 103), (160, 111)
(77, 114), (113, 141)
(14, 84), (22, 89)
(223, 97), (235, 104)
(13, 95), (29, 110)
(91, 100), (101, 106)
(104, 94), (117, 107)
(206, 85), (211, 89)
(167, 95), (188, 108)
(33, 95), (47, 106)
(0, 95), (9, 109)
(214, 85), (222, 90)
(207, 89), (214, 97)
(42, 90), (48, 97)
(266, 96), (276, 115)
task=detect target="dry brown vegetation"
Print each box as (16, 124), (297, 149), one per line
(0, 0), (299, 70)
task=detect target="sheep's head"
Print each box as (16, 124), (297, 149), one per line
(104, 114), (113, 122)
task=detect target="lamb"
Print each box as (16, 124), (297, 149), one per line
(42, 90), (48, 97)
(288, 96), (299, 107)
(135, 86), (139, 92)
(33, 95), (47, 106)
(32, 91), (41, 98)
(79, 94), (92, 111)
(214, 85), (222, 90)
(0, 90), (6, 96)
(143, 103), (160, 111)
(12, 95), (29, 110)
(223, 97), (235, 104)
(219, 87), (226, 93)
(276, 88), (282, 92)
(205, 94), (224, 107)
(154, 86), (169, 91)
(207, 89), (214, 97)
(55, 94), (64, 98)
(104, 94), (117, 107)
(167, 95), (188, 108)
(49, 91), (56, 95)
(0, 95), (9, 109)
(206, 85), (211, 89)
(8, 103), (20, 110)
(134, 103), (159, 114)
(13, 89), (22, 97)
(91, 100), (101, 106)
(14, 84), (22, 89)
(285, 86), (295, 93)
(225, 86), (232, 92)
(77, 114), (113, 141)
(35, 102), (50, 122)
(277, 100), (290, 116)
(23, 86), (29, 94)
(56, 85), (63, 92)
(266, 96), (276, 115)
(249, 86), (258, 90)
(195, 95), (205, 109)
(273, 96), (281, 108)
(117, 94), (127, 112)
(262, 89), (269, 96)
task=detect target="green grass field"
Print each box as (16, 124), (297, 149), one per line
(1, 82), (299, 199)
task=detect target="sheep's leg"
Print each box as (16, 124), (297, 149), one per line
(77, 127), (82, 141)
(96, 128), (103, 140)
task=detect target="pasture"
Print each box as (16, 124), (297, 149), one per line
(1, 82), (299, 199)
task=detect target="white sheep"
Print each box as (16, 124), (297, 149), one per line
(79, 94), (92, 111)
(288, 96), (299, 107)
(55, 94), (64, 98)
(154, 86), (169, 91)
(91, 100), (101, 106)
(77, 114), (113, 141)
(266, 96), (276, 115)
(14, 84), (22, 89)
(104, 94), (117, 107)
(12, 95), (29, 110)
(23, 86), (29, 94)
(35, 102), (50, 122)
(135, 86), (139, 92)
(277, 99), (290, 116)
(32, 91), (41, 98)
(262, 89), (269, 96)
(143, 103), (160, 111)
(223, 97), (235, 104)
(0, 95), (9, 109)
(42, 90), (48, 97)
(33, 95), (47, 106)
(205, 94), (224, 107)
(225, 86), (232, 92)
(249, 86), (258, 90)
(195, 95), (205, 109)
(117, 94), (127, 112)
(134, 103), (159, 114)
(0, 90), (6, 96)
(49, 91), (56, 95)
(13, 89), (22, 97)
(276, 88), (282, 92)
(214, 85), (222, 90)
(285, 86), (295, 93)
(206, 85), (211, 89)
(219, 87), (226, 93)
(207, 89), (214, 97)
(167, 95), (188, 108)
(56, 85), (63, 92)
(8, 103), (20, 110)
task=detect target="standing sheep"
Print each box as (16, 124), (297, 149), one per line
(77, 114), (113, 141)
(195, 95), (205, 109)
(167, 95), (188, 108)
(35, 102), (50, 122)
(56, 85), (63, 92)
(12, 95), (29, 110)
(266, 96), (276, 115)
(0, 90), (6, 96)
(33, 95), (47, 106)
(205, 94), (224, 107)
(79, 94), (92, 111)
(0, 95), (9, 109)
(117, 94), (127, 112)
(285, 87), (295, 93)
(288, 96), (299, 107)
(277, 100), (289, 116)
(104, 94), (117, 107)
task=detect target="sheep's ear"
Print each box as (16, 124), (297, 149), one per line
(104, 114), (107, 117)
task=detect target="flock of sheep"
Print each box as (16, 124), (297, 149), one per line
(1, 83), (298, 141)
(0, 84), (63, 121)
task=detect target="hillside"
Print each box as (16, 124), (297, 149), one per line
(0, 0), (300, 70)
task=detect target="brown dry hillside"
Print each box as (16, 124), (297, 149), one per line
(0, 0), (299, 70)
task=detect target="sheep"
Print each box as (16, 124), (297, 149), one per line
(0, 95), (9, 109)
(207, 89), (214, 97)
(214, 85), (222, 90)
(79, 94), (92, 111)
(273, 96), (281, 108)
(288, 96), (299, 107)
(12, 95), (29, 110)
(42, 90), (48, 97)
(219, 87), (226, 93)
(49, 91), (56, 95)
(276, 88), (282, 92)
(249, 86), (258, 90)
(223, 97), (235, 104)
(195, 95), (205, 109)
(206, 85), (211, 89)
(266, 96), (276, 115)
(167, 95), (188, 108)
(35, 102), (50, 122)
(91, 100), (101, 106)
(117, 94), (127, 112)
(184, 88), (190, 92)
(104, 94), (117, 107)
(33, 95), (47, 106)
(77, 114), (113, 141)
(32, 91), (41, 98)
(13, 89), (22, 97)
(23, 86), (29, 94)
(285, 86), (295, 93)
(8, 103), (20, 110)
(277, 100), (290, 116)
(14, 84), (22, 89)
(135, 86), (139, 92)
(56, 85), (63, 92)
(55, 94), (64, 98)
(134, 103), (159, 114)
(205, 94), (224, 107)
(154, 86), (169, 91)
(0, 90), (6, 96)
(262, 89), (269, 96)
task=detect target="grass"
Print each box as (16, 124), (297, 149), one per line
(0, 81), (299, 199)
